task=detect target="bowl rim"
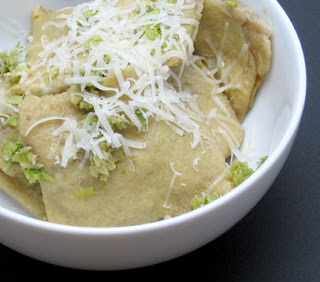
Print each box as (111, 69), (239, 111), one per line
(0, 0), (307, 237)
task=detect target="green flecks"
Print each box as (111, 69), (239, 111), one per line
(0, 55), (7, 74)
(70, 93), (93, 111)
(49, 66), (59, 79)
(146, 7), (160, 14)
(144, 23), (162, 41)
(0, 140), (53, 185)
(190, 192), (224, 210)
(228, 161), (254, 187)
(89, 142), (117, 181)
(89, 152), (116, 181)
(135, 108), (147, 127)
(225, 0), (238, 7)
(257, 156), (268, 168)
(84, 35), (104, 49)
(108, 114), (129, 131)
(6, 94), (24, 105)
(75, 186), (95, 199)
(23, 167), (54, 185)
(6, 112), (19, 127)
(1, 140), (23, 166)
(2, 42), (24, 73)
(0, 42), (27, 85)
(191, 194), (213, 210)
(4, 62), (30, 85)
(103, 54), (111, 64)
(83, 9), (98, 20)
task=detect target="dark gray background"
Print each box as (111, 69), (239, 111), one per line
(1, 0), (319, 279)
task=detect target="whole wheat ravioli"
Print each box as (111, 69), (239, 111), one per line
(0, 0), (271, 227)
(12, 0), (204, 96)
(17, 80), (234, 227)
(194, 0), (272, 121)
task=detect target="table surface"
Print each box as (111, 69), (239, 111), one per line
(1, 0), (319, 279)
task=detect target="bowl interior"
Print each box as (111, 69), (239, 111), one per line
(0, 0), (306, 230)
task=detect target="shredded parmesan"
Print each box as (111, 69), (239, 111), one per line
(163, 161), (181, 208)
(23, 0), (209, 166)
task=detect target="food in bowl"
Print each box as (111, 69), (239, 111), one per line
(0, 0), (272, 227)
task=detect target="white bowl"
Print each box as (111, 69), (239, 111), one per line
(0, 0), (306, 270)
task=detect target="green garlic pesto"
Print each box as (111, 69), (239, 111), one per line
(89, 147), (117, 181)
(228, 161), (254, 187)
(0, 42), (29, 86)
(224, 0), (238, 7)
(1, 139), (53, 185)
(5, 112), (19, 127)
(191, 194), (213, 210)
(191, 192), (224, 210)
(75, 186), (95, 198)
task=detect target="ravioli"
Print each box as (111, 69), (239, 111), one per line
(17, 91), (233, 226)
(12, 0), (204, 96)
(0, 0), (272, 227)
(194, 0), (272, 121)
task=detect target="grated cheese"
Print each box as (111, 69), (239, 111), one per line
(163, 161), (182, 209)
(22, 0), (210, 166)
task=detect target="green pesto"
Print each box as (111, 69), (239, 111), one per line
(225, 1), (238, 7)
(190, 191), (224, 210)
(1, 140), (53, 185)
(49, 65), (59, 79)
(228, 161), (254, 187)
(135, 108), (147, 127)
(257, 156), (268, 168)
(70, 93), (94, 111)
(82, 9), (98, 20)
(84, 35), (103, 49)
(89, 142), (117, 181)
(4, 63), (30, 85)
(75, 186), (95, 198)
(6, 94), (25, 105)
(144, 23), (162, 41)
(0, 42), (24, 73)
(6, 112), (19, 127)
(108, 114), (129, 131)
(191, 194), (213, 210)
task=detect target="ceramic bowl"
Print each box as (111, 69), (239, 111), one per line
(0, 0), (306, 270)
